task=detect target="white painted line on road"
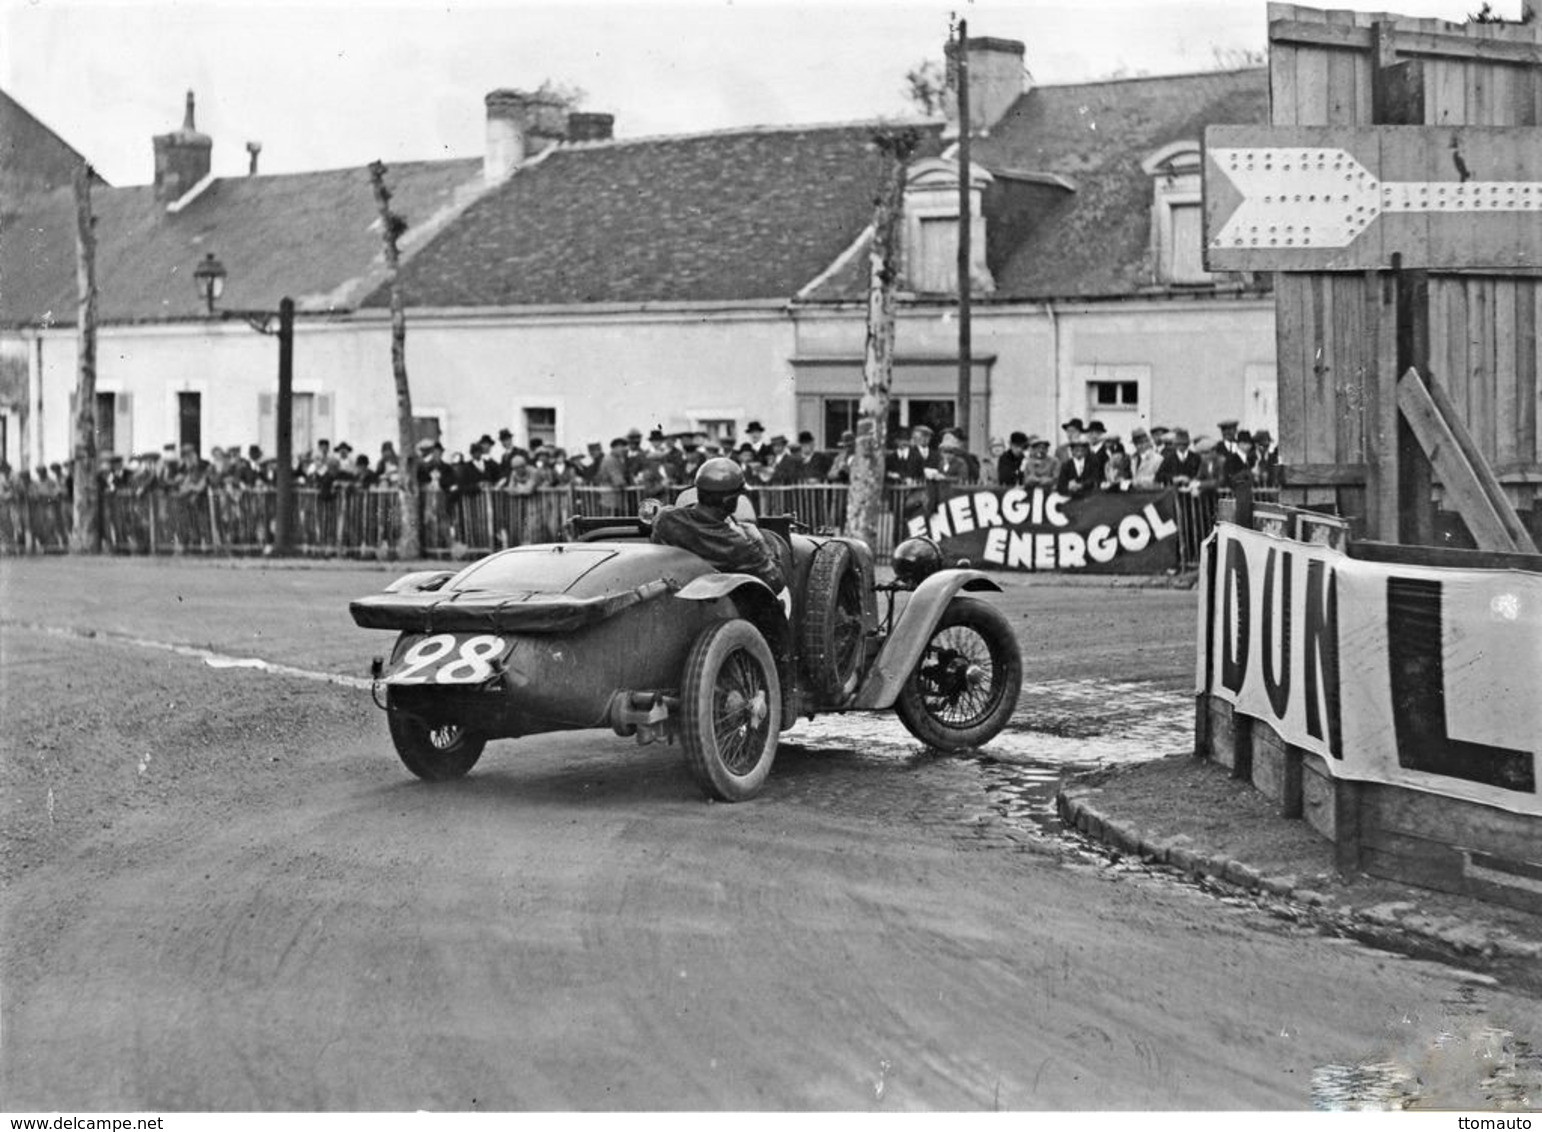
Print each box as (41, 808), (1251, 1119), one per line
(8, 621), (373, 690)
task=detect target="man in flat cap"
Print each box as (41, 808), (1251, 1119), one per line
(1157, 428), (1202, 488)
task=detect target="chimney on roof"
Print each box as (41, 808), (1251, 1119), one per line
(153, 90), (212, 203)
(945, 36), (1028, 138)
(483, 88), (571, 182)
(566, 112), (614, 143)
(245, 141), (262, 175)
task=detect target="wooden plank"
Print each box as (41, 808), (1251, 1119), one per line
(1326, 9), (1361, 125)
(1473, 278), (1497, 459)
(1278, 462), (1369, 485)
(1275, 275), (1310, 506)
(1397, 369), (1538, 552)
(1270, 18), (1542, 67)
(1351, 538), (1542, 570)
(1442, 277), (1470, 423)
(1533, 283), (1542, 465)
(1368, 270), (1401, 541)
(1306, 274), (1337, 508)
(1427, 56), (1467, 126)
(1333, 272), (1365, 471)
(1496, 279), (1519, 468)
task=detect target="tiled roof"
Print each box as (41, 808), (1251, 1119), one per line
(366, 121), (945, 308)
(980, 68), (1270, 298)
(0, 89), (107, 201)
(1, 159), (484, 327)
(801, 68), (1271, 303)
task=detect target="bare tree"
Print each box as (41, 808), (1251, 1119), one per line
(903, 59), (947, 116)
(70, 163), (100, 554)
(368, 160), (420, 561)
(845, 127), (921, 550)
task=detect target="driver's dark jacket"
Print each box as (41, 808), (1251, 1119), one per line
(649, 504), (785, 592)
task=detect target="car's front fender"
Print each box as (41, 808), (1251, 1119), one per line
(850, 570), (1003, 710)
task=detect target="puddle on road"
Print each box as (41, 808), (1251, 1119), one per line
(1311, 984), (1539, 1110)
(786, 676), (1193, 840)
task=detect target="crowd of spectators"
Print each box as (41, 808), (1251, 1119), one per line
(0, 414), (1278, 508)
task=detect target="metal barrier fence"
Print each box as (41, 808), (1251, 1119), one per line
(0, 483), (1235, 568)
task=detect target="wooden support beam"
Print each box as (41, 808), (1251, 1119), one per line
(1278, 463), (1368, 486)
(1271, 18), (1542, 68)
(1396, 368), (1540, 553)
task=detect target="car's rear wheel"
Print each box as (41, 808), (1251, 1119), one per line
(680, 619), (781, 801)
(387, 708), (487, 781)
(800, 540), (866, 702)
(896, 596), (1022, 752)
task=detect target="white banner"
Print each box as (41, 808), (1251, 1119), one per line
(1199, 523), (1542, 817)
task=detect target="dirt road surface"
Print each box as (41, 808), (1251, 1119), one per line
(3, 558), (1537, 1111)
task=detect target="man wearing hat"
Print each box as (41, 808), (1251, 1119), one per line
(997, 431), (1029, 487)
(1083, 419), (1110, 481)
(1251, 429), (1278, 487)
(596, 437), (631, 507)
(1054, 435), (1096, 498)
(1021, 435), (1059, 489)
(1129, 428), (1162, 489)
(1216, 419), (1241, 472)
(825, 430), (857, 484)
(901, 424), (940, 483)
(743, 420), (772, 463)
(1055, 418), (1085, 464)
(1157, 428), (1202, 487)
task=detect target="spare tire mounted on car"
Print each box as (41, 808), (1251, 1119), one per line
(800, 540), (866, 701)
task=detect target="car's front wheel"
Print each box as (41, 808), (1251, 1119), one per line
(896, 596), (1022, 752)
(387, 709), (487, 781)
(680, 619), (781, 801)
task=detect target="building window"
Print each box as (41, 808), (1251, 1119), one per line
(177, 392), (202, 457)
(822, 397), (953, 448)
(914, 217), (958, 294)
(1168, 202), (1210, 284)
(524, 406), (557, 449)
(1141, 141), (1214, 286)
(695, 418), (737, 447)
(258, 390), (332, 460)
(1089, 381), (1139, 409)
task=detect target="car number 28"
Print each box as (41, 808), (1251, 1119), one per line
(388, 633), (508, 685)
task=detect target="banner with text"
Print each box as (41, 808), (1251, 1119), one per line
(904, 487), (1180, 574)
(1198, 523), (1542, 817)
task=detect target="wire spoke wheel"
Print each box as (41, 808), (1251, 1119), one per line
(682, 620), (781, 801)
(896, 596), (1022, 752)
(914, 625), (1000, 728)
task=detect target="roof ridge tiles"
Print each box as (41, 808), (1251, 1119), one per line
(549, 115), (942, 154)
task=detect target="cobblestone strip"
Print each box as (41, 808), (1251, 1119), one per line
(1055, 785), (1542, 970)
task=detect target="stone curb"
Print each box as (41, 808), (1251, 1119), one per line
(1055, 785), (1542, 967)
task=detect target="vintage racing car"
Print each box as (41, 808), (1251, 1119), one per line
(349, 497), (1022, 802)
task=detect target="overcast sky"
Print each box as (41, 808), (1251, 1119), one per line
(1, 0), (1510, 187)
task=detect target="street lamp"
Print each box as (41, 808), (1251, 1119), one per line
(195, 253), (297, 556)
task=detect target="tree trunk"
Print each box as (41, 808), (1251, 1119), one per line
(846, 129), (919, 551)
(70, 163), (100, 554)
(368, 160), (420, 561)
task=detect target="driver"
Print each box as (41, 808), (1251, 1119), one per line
(650, 457), (787, 597)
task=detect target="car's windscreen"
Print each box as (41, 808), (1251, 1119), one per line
(451, 547), (616, 593)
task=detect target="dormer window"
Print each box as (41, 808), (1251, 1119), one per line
(901, 157), (994, 296)
(1142, 141), (1213, 285)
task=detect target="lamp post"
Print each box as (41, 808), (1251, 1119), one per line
(195, 252), (296, 556)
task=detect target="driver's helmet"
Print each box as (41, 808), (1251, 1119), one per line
(695, 457), (746, 496)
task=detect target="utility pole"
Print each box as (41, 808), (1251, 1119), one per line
(70, 162), (100, 553)
(955, 17), (973, 448)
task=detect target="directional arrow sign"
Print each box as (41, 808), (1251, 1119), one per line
(1204, 125), (1542, 272)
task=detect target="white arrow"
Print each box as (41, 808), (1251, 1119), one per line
(1210, 146), (1542, 252)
